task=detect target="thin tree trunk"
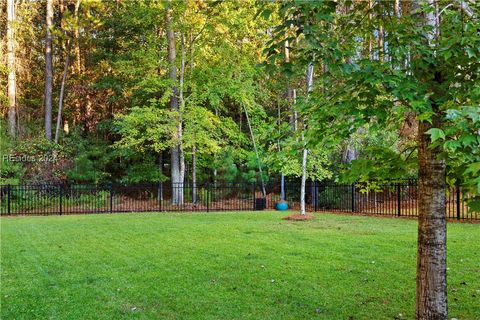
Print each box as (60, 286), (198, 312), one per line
(300, 62), (314, 215)
(73, 0), (81, 129)
(166, 1), (183, 205)
(292, 89), (297, 131)
(300, 137), (308, 215)
(44, 0), (54, 140)
(179, 136), (185, 204)
(214, 109), (218, 187)
(7, 0), (16, 138)
(378, 22), (384, 62)
(285, 40), (298, 131)
(277, 97), (285, 201)
(281, 41), (290, 199)
(74, 0), (81, 74)
(178, 33), (186, 204)
(368, 0), (374, 60)
(187, 31), (196, 204)
(243, 104), (266, 198)
(55, 40), (71, 143)
(416, 1), (448, 318)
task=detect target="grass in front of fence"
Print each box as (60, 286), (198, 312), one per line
(1, 212), (479, 319)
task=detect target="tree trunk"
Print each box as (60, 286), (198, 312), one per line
(178, 33), (186, 203)
(55, 40), (71, 143)
(300, 139), (308, 215)
(394, 0), (400, 18)
(44, 0), (54, 140)
(416, 113), (447, 320)
(277, 96), (285, 201)
(300, 63), (314, 215)
(74, 0), (81, 74)
(7, 0), (16, 139)
(243, 104), (266, 198)
(378, 23), (384, 62)
(73, 0), (82, 129)
(368, 0), (374, 60)
(166, 1), (183, 205)
(415, 1), (448, 318)
(213, 109), (218, 188)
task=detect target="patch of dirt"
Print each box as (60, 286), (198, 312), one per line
(282, 214), (314, 221)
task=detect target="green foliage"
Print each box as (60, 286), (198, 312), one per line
(120, 155), (166, 184)
(64, 134), (114, 184)
(317, 187), (346, 209)
(114, 102), (177, 154)
(0, 125), (22, 185)
(9, 137), (72, 184)
(182, 105), (221, 155)
(267, 0), (480, 210)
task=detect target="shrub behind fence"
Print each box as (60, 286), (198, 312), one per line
(0, 181), (477, 220)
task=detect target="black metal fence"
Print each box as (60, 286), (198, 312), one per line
(0, 181), (477, 220)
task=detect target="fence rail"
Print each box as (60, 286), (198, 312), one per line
(0, 181), (477, 220)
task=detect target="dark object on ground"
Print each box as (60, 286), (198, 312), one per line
(254, 198), (266, 210)
(282, 214), (314, 221)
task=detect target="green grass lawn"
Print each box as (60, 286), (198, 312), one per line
(1, 212), (479, 320)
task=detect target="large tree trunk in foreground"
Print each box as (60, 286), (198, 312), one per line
(416, 113), (447, 319)
(7, 0), (17, 138)
(166, 1), (183, 205)
(415, 1), (448, 318)
(44, 0), (54, 140)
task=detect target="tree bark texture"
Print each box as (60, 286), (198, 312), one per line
(166, 1), (183, 205)
(416, 1), (448, 318)
(416, 113), (447, 320)
(7, 0), (17, 138)
(55, 40), (71, 143)
(44, 0), (54, 140)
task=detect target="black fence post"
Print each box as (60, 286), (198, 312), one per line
(351, 184), (355, 213)
(206, 183), (210, 212)
(157, 182), (163, 212)
(7, 184), (11, 215)
(252, 182), (256, 210)
(314, 181), (318, 212)
(397, 183), (401, 217)
(109, 183), (113, 213)
(456, 186), (461, 220)
(59, 184), (63, 215)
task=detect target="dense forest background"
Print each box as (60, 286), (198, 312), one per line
(1, 0), (478, 195)
(1, 0), (414, 187)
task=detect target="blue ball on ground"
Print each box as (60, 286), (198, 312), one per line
(275, 201), (289, 211)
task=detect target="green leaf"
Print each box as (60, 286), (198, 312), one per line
(261, 9), (273, 20)
(426, 128), (446, 142)
(465, 162), (480, 175)
(465, 47), (476, 59)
